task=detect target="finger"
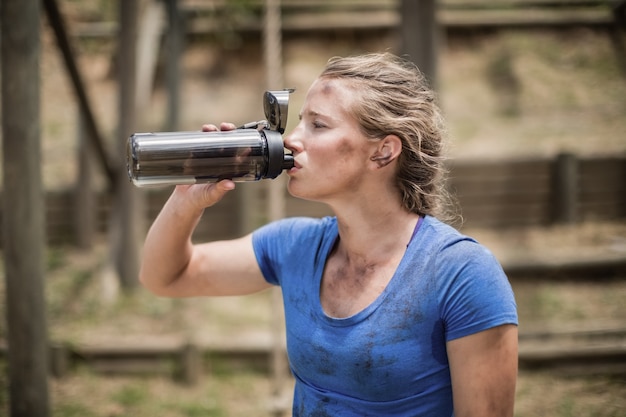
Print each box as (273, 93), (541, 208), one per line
(217, 179), (236, 191)
(202, 180), (235, 206)
(220, 122), (237, 131)
(202, 124), (219, 132)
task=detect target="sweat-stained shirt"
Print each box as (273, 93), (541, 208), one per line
(252, 215), (518, 417)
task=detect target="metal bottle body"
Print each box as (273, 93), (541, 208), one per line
(127, 128), (292, 187)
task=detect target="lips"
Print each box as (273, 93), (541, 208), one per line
(288, 159), (301, 174)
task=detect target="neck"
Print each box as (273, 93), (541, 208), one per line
(332, 202), (420, 265)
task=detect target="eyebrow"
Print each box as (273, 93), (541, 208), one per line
(299, 109), (331, 120)
(299, 110), (317, 118)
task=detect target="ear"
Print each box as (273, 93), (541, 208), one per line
(369, 135), (402, 169)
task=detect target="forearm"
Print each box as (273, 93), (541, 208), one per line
(139, 187), (204, 294)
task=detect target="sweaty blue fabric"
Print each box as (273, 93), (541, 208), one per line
(252, 216), (518, 417)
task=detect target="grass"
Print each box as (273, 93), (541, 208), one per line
(515, 372), (626, 417)
(2, 360), (625, 417)
(46, 369), (268, 417)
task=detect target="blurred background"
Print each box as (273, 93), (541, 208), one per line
(1, 0), (626, 416)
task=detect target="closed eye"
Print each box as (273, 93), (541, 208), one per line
(299, 110), (330, 129)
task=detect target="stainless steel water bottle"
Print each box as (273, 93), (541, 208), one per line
(126, 90), (294, 187)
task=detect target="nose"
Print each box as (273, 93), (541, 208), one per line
(282, 123), (302, 153)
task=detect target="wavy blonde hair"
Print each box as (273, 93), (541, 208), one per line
(319, 52), (455, 221)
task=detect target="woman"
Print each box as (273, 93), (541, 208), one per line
(140, 52), (518, 416)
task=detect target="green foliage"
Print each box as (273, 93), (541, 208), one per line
(111, 383), (148, 408)
(485, 44), (521, 117)
(176, 401), (226, 417)
(47, 247), (67, 271)
(557, 395), (575, 417)
(55, 403), (99, 417)
(527, 285), (563, 318)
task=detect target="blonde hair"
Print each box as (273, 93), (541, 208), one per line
(319, 52), (454, 220)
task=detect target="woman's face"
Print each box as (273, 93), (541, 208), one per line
(284, 77), (378, 203)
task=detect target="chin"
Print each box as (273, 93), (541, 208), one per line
(287, 179), (321, 203)
(286, 179), (304, 199)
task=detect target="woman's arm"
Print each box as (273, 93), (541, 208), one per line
(138, 123), (272, 298)
(447, 324), (518, 417)
(139, 183), (271, 298)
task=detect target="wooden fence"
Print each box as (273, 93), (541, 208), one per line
(177, 0), (620, 33)
(0, 153), (624, 246)
(4, 321), (626, 381)
(74, 0), (621, 39)
(448, 153), (626, 228)
(450, 157), (554, 228)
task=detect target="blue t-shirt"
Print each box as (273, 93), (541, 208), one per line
(252, 215), (518, 417)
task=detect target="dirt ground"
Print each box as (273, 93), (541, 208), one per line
(2, 10), (626, 417)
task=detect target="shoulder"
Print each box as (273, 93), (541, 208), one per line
(418, 219), (518, 339)
(252, 216), (337, 286)
(417, 216), (486, 259)
(417, 216), (513, 302)
(252, 216), (338, 260)
(253, 216), (336, 242)
(406, 216), (509, 295)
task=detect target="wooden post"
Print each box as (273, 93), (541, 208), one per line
(49, 343), (70, 379)
(113, 0), (142, 291)
(552, 152), (579, 224)
(110, 0), (165, 290)
(237, 183), (262, 235)
(165, 0), (183, 131)
(264, 0), (289, 415)
(135, 1), (165, 113)
(399, 0), (439, 88)
(74, 109), (96, 249)
(177, 342), (201, 385)
(1, 0), (51, 415)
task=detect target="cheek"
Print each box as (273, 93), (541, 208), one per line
(305, 132), (368, 177)
(331, 135), (368, 165)
(320, 139), (369, 188)
(289, 140), (358, 195)
(336, 139), (357, 160)
(335, 139), (374, 178)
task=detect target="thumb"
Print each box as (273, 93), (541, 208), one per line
(201, 179), (236, 206)
(217, 179), (236, 192)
